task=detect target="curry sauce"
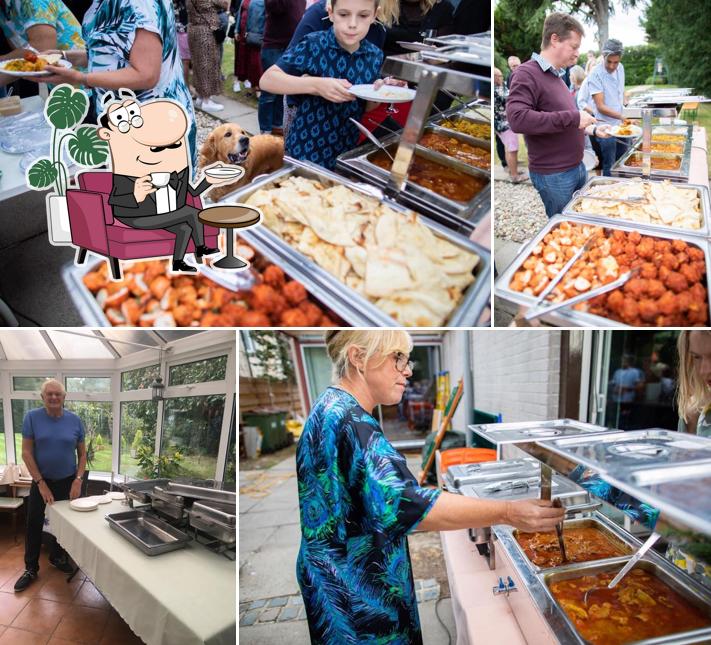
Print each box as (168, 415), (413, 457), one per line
(550, 568), (711, 645)
(418, 132), (491, 170)
(626, 154), (682, 170)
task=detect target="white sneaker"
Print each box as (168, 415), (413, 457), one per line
(201, 98), (224, 112)
(232, 80), (241, 93)
(194, 97), (202, 108)
(244, 80), (252, 89)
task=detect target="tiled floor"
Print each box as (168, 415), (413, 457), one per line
(0, 523), (144, 644)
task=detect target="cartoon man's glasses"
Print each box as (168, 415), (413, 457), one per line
(108, 102), (143, 133)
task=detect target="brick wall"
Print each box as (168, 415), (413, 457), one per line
(471, 331), (562, 422)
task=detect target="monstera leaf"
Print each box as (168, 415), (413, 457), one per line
(67, 126), (109, 167)
(45, 84), (88, 130)
(27, 158), (59, 189)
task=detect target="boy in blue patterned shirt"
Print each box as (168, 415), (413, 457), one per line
(260, 0), (399, 170)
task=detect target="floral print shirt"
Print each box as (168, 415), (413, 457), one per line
(493, 83), (510, 134)
(82, 0), (197, 168)
(0, 0), (84, 51)
(296, 387), (441, 645)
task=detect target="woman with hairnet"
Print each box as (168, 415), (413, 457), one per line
(587, 38), (627, 175)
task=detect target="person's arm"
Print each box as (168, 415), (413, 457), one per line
(592, 91), (622, 120)
(418, 491), (564, 532)
(260, 64), (354, 102)
(70, 441), (87, 500)
(31, 28), (162, 89)
(506, 68), (593, 134)
(0, 23), (58, 62)
(21, 438), (55, 505)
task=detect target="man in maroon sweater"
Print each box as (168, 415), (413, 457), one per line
(258, 0), (305, 134)
(507, 12), (611, 217)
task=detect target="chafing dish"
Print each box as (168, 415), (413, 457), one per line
(564, 176), (711, 237)
(336, 134), (490, 235)
(122, 479), (171, 506)
(188, 500), (236, 545)
(151, 486), (185, 521)
(105, 510), (191, 556)
(165, 482), (237, 504)
(462, 472), (589, 508)
(468, 419), (609, 459)
(612, 144), (691, 182)
(494, 214), (711, 327)
(425, 33), (491, 49)
(419, 123), (491, 167)
(445, 458), (539, 491)
(428, 111), (491, 143)
(231, 159), (491, 327)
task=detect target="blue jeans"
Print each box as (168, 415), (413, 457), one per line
(529, 162), (588, 218)
(597, 136), (626, 176)
(258, 47), (285, 133)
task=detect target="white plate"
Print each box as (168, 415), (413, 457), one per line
(348, 84), (416, 103)
(107, 491), (126, 500)
(90, 494), (113, 505)
(610, 124), (642, 138)
(204, 165), (245, 179)
(70, 498), (99, 511)
(0, 58), (71, 77)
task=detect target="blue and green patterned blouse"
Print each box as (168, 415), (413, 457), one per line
(82, 0), (197, 168)
(0, 0), (84, 51)
(296, 387), (441, 645)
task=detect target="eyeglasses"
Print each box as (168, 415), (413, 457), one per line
(394, 352), (414, 373)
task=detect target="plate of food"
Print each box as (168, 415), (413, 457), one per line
(0, 53), (71, 77)
(348, 84), (416, 103)
(204, 164), (245, 180)
(610, 122), (642, 137)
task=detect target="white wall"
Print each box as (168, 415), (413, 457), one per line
(440, 331), (469, 432)
(471, 330), (562, 422)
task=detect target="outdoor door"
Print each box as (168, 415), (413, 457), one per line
(590, 331), (679, 431)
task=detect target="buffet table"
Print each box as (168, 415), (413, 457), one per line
(690, 126), (709, 188)
(49, 499), (236, 645)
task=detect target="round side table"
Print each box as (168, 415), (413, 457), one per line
(198, 205), (262, 269)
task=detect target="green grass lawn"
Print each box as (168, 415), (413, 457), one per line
(221, 39), (259, 108)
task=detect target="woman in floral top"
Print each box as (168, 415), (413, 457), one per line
(494, 66), (526, 183)
(297, 330), (564, 644)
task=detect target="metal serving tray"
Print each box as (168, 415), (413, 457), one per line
(151, 486), (185, 521)
(421, 123), (491, 166)
(190, 500), (236, 528)
(542, 559), (711, 645)
(232, 160), (491, 327)
(564, 176), (710, 237)
(506, 515), (634, 573)
(165, 482), (237, 504)
(123, 479), (171, 505)
(419, 44), (490, 67)
(445, 458), (540, 490)
(336, 136), (490, 235)
(542, 429), (711, 477)
(463, 472), (589, 507)
(428, 112), (491, 142)
(425, 33), (491, 49)
(494, 213), (711, 327)
(613, 144), (690, 182)
(105, 510), (191, 556)
(188, 512), (236, 545)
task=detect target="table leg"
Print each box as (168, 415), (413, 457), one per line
(212, 228), (248, 269)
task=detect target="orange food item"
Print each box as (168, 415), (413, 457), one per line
(283, 280), (308, 305)
(626, 154), (681, 170)
(418, 132), (491, 170)
(263, 264), (286, 288)
(550, 568), (711, 645)
(516, 526), (627, 568)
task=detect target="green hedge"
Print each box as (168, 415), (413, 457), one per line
(621, 44), (660, 86)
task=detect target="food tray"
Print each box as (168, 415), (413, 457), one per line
(463, 472), (589, 507)
(494, 214), (711, 327)
(151, 486), (185, 520)
(165, 482), (237, 504)
(509, 515), (634, 573)
(563, 176), (710, 237)
(105, 510), (191, 556)
(123, 479), (171, 505)
(232, 159), (491, 327)
(445, 458), (540, 490)
(190, 500), (236, 528)
(613, 142), (691, 181)
(421, 124), (491, 166)
(336, 135), (490, 236)
(188, 507), (236, 544)
(542, 559), (711, 645)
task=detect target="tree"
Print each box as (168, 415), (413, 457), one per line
(494, 0), (548, 66)
(643, 0), (711, 95)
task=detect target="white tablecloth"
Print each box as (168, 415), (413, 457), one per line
(689, 126), (709, 189)
(49, 500), (236, 645)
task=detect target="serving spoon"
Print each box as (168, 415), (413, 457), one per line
(349, 117), (394, 162)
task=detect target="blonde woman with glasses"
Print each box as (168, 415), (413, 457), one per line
(677, 330), (711, 436)
(296, 330), (564, 644)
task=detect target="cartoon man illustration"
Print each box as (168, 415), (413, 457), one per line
(98, 90), (248, 273)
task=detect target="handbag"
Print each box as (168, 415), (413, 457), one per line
(191, 0), (227, 44)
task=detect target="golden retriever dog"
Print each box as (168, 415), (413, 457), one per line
(198, 123), (285, 201)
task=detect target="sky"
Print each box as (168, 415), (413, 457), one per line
(573, 4), (649, 52)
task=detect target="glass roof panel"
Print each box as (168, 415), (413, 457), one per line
(98, 330), (161, 355)
(0, 331), (54, 360)
(156, 331), (204, 342)
(46, 331), (114, 359)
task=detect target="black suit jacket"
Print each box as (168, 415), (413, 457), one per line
(108, 168), (210, 219)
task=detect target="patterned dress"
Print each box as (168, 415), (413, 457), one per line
(278, 28), (383, 170)
(0, 0), (84, 51)
(296, 387), (441, 645)
(186, 0), (223, 98)
(82, 0), (197, 168)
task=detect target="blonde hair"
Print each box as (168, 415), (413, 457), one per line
(677, 330), (711, 424)
(41, 378), (65, 396)
(569, 64), (586, 86)
(325, 330), (413, 381)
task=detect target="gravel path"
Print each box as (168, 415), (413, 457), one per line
(195, 109), (223, 152)
(493, 178), (547, 244)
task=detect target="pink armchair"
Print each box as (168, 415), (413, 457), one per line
(66, 172), (219, 280)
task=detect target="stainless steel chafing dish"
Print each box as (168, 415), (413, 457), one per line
(564, 176), (711, 238)
(612, 144), (691, 182)
(188, 500), (236, 545)
(231, 159), (491, 327)
(468, 419), (609, 459)
(165, 482), (237, 505)
(445, 458), (539, 491)
(335, 130), (490, 235)
(151, 486), (185, 521)
(105, 509), (191, 556)
(494, 213), (711, 327)
(122, 479), (171, 506)
(428, 111), (491, 145)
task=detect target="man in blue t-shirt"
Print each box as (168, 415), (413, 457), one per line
(14, 379), (87, 592)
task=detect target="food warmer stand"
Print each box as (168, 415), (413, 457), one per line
(441, 425), (711, 644)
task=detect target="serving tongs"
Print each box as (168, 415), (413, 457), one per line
(552, 498), (568, 563)
(482, 476), (539, 494)
(349, 117), (394, 161)
(524, 268), (639, 321)
(583, 531), (661, 606)
(576, 192), (646, 205)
